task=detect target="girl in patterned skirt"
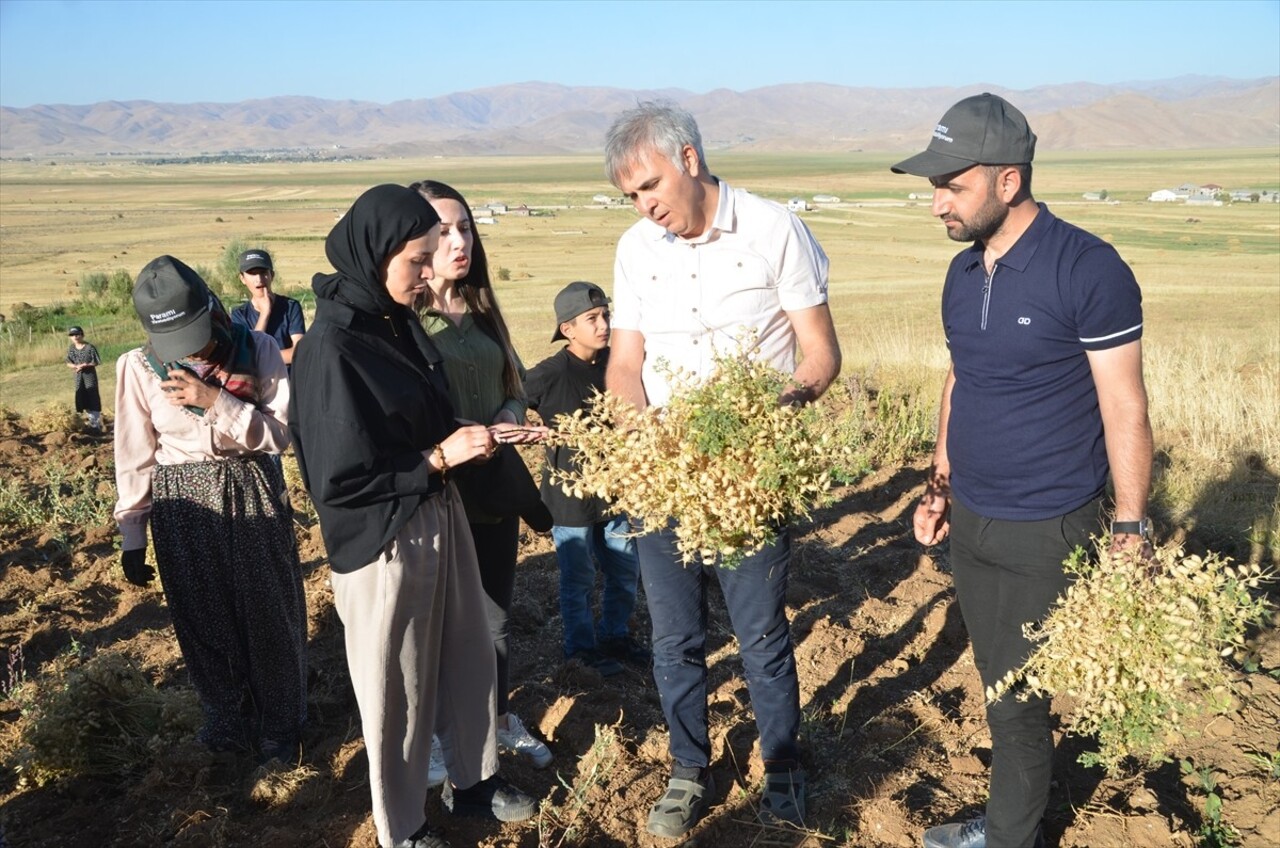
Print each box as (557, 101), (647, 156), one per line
(113, 255), (307, 763)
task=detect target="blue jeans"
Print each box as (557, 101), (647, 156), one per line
(637, 523), (799, 770)
(551, 515), (640, 658)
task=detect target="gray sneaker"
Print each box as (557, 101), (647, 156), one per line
(496, 712), (552, 769)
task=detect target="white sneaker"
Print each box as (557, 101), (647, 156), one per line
(496, 713), (552, 769)
(427, 735), (447, 788)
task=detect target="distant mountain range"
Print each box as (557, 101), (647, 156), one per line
(2, 76), (1276, 157)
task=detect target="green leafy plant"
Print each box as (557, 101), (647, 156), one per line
(1180, 758), (1240, 848)
(987, 540), (1274, 774)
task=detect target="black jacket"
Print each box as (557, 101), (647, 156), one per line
(524, 347), (611, 527)
(289, 295), (455, 573)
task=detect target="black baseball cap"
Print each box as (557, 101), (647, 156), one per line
(67, 326), (84, 336)
(132, 255), (213, 361)
(551, 281), (610, 342)
(891, 93), (1037, 178)
(238, 248), (273, 273)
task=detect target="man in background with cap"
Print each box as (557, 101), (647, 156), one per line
(603, 101), (841, 838)
(896, 93), (1153, 848)
(230, 248), (306, 368)
(523, 281), (645, 679)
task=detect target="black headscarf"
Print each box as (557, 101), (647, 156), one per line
(313, 184), (441, 317)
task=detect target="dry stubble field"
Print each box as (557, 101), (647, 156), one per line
(0, 150), (1278, 847)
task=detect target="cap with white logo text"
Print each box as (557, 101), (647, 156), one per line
(891, 93), (1036, 178)
(132, 255), (214, 361)
(238, 249), (273, 273)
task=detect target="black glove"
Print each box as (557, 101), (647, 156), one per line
(121, 548), (156, 586)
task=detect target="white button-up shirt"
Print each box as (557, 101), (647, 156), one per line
(612, 179), (829, 406)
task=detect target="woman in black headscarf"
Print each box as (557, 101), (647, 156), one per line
(289, 185), (535, 848)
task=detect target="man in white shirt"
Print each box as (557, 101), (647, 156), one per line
(604, 101), (841, 839)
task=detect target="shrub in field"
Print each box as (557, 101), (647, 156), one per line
(23, 404), (78, 436)
(549, 349), (872, 567)
(0, 455), (114, 530)
(10, 650), (202, 786)
(987, 539), (1275, 775)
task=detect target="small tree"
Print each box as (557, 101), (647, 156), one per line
(1099, 189), (1109, 201)
(77, 272), (109, 299)
(106, 270), (133, 309)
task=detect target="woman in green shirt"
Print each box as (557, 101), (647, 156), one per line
(411, 179), (553, 775)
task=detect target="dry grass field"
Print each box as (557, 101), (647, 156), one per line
(0, 150), (1277, 848)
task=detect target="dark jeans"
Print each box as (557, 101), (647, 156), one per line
(949, 496), (1103, 848)
(471, 514), (519, 717)
(637, 524), (800, 770)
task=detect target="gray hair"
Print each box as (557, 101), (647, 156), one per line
(604, 101), (706, 188)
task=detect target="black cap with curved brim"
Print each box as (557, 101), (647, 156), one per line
(891, 93), (1036, 178)
(132, 255), (213, 361)
(238, 248), (273, 273)
(67, 326), (84, 336)
(551, 281), (610, 342)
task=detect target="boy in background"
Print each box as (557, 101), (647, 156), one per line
(524, 282), (648, 677)
(230, 249), (305, 369)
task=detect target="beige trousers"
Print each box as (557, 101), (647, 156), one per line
(332, 484), (499, 847)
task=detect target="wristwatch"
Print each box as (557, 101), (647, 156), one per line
(1111, 517), (1151, 540)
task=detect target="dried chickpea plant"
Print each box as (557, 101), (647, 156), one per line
(547, 343), (872, 568)
(987, 539), (1275, 775)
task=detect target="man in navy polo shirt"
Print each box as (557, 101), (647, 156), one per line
(894, 94), (1153, 848)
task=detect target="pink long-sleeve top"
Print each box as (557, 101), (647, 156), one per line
(112, 333), (290, 551)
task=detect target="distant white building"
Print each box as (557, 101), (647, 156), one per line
(592, 194), (616, 205)
(475, 216), (497, 225)
(787, 197), (809, 212)
(489, 203), (509, 214)
(1148, 189), (1179, 202)
(1185, 195), (1223, 207)
(1082, 192), (1103, 201)
(812, 194), (840, 203)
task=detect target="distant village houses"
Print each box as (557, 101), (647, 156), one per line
(787, 198), (810, 212)
(1148, 182), (1277, 204)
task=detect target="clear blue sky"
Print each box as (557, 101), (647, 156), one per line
(1, 0), (1277, 107)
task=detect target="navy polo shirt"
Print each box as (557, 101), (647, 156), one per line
(230, 295), (306, 355)
(942, 203), (1143, 520)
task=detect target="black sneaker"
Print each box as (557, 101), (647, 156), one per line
(601, 634), (651, 666)
(569, 649), (624, 677)
(392, 820), (450, 848)
(442, 775), (537, 822)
